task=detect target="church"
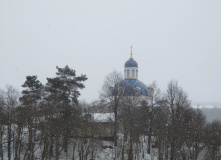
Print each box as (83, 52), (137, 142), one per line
(82, 47), (151, 141)
(114, 46), (149, 97)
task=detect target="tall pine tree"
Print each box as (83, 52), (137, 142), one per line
(45, 65), (87, 153)
(19, 75), (43, 160)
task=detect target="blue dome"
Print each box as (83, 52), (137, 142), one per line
(114, 79), (148, 96)
(125, 58), (138, 67)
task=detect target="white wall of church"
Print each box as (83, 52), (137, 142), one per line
(124, 67), (138, 79)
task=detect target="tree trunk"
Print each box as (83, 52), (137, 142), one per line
(0, 126), (4, 160)
(121, 141), (124, 160)
(7, 123), (11, 160)
(28, 124), (33, 160)
(49, 136), (54, 158)
(128, 105), (133, 160)
(14, 125), (22, 160)
(18, 127), (23, 160)
(114, 102), (118, 146)
(158, 137), (163, 160)
(72, 142), (76, 160)
(128, 139), (133, 160)
(147, 126), (152, 154)
(42, 136), (48, 160)
(170, 139), (176, 160)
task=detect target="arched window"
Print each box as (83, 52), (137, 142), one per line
(132, 70), (135, 78)
(136, 70), (138, 78)
(127, 70), (130, 77)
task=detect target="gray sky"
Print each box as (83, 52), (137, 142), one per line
(1, 0), (221, 104)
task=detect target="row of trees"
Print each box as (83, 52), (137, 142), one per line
(0, 65), (88, 160)
(0, 68), (221, 160)
(99, 71), (221, 160)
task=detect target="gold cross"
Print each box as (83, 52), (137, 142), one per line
(130, 45), (133, 58)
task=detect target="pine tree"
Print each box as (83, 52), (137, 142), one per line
(45, 65), (87, 153)
(20, 75), (43, 160)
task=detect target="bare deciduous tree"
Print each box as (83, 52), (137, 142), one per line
(165, 80), (191, 160)
(100, 70), (123, 146)
(146, 81), (161, 154)
(0, 85), (20, 160)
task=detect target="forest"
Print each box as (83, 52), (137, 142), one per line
(0, 66), (221, 160)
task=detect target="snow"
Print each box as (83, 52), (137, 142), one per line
(193, 105), (221, 109)
(92, 113), (115, 123)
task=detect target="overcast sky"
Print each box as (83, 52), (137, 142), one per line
(1, 0), (221, 104)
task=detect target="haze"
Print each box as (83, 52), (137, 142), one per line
(1, 0), (221, 104)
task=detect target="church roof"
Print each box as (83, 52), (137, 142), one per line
(125, 58), (138, 67)
(115, 79), (148, 96)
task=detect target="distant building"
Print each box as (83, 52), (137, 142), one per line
(113, 46), (151, 97)
(81, 47), (151, 141)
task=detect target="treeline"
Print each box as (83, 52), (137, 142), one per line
(0, 65), (88, 160)
(98, 71), (221, 160)
(0, 68), (221, 160)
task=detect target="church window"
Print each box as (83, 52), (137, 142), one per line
(127, 70), (130, 77)
(136, 70), (138, 78)
(132, 70), (135, 78)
